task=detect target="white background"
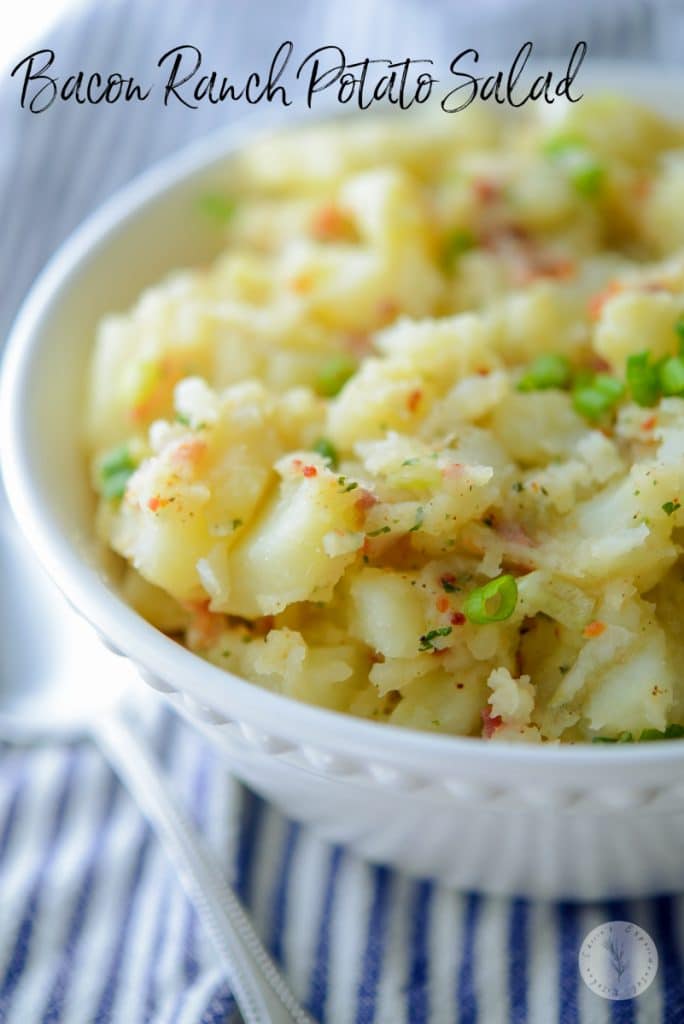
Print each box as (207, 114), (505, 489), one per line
(2, 0), (78, 72)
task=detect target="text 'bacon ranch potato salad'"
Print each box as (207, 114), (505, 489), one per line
(87, 95), (684, 744)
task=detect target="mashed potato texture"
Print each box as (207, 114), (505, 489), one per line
(87, 95), (684, 743)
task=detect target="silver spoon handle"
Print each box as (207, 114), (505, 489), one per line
(92, 713), (316, 1024)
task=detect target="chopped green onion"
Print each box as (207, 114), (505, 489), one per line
(543, 137), (604, 198)
(197, 193), (236, 224)
(626, 351), (661, 407)
(99, 444), (137, 500)
(542, 134), (586, 158)
(676, 315), (684, 354)
(517, 354), (571, 392)
(570, 162), (604, 198)
(441, 228), (475, 270)
(593, 374), (625, 401)
(640, 724), (684, 740)
(464, 574), (518, 625)
(592, 731), (634, 744)
(312, 437), (338, 469)
(659, 355), (684, 396)
(315, 355), (357, 398)
(408, 506), (424, 533)
(593, 724), (684, 743)
(418, 626), (452, 652)
(571, 371), (624, 421)
(572, 387), (611, 420)
(662, 500), (681, 517)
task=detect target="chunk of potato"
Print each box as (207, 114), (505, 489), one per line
(348, 568), (426, 659)
(224, 460), (362, 617)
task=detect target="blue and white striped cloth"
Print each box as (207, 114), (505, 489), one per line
(1, 2), (684, 1022)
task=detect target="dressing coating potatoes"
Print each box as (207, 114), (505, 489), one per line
(86, 96), (684, 743)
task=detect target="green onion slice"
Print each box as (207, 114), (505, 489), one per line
(676, 315), (684, 354)
(441, 229), (476, 270)
(464, 574), (518, 625)
(312, 437), (339, 468)
(517, 354), (571, 392)
(659, 355), (684, 397)
(99, 444), (137, 500)
(197, 193), (236, 224)
(626, 351), (661, 407)
(315, 355), (357, 398)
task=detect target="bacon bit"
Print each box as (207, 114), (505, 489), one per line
(346, 332), (372, 357)
(310, 203), (354, 242)
(450, 611), (467, 626)
(256, 615), (275, 634)
(376, 298), (399, 326)
(517, 257), (576, 285)
(583, 620), (606, 639)
(292, 458), (318, 478)
(587, 354), (612, 373)
(473, 178), (500, 204)
(441, 462), (464, 479)
(355, 490), (378, 513)
(503, 560), (535, 576)
(634, 175), (652, 201)
(496, 520), (535, 547)
(183, 599), (225, 649)
(147, 496), (168, 512)
(641, 415), (657, 432)
(461, 534), (485, 556)
(406, 389), (422, 414)
(369, 651), (384, 664)
(482, 706), (503, 738)
(436, 595), (450, 614)
(588, 281), (622, 320)
(171, 439), (207, 467)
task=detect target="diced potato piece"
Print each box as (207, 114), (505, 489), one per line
(119, 568), (189, 632)
(565, 461), (681, 585)
(326, 358), (431, 450)
(487, 284), (587, 362)
(389, 668), (486, 735)
(86, 274), (215, 447)
(491, 392), (587, 466)
(642, 152), (684, 255)
(235, 109), (498, 192)
(585, 631), (673, 735)
(547, 94), (683, 169)
(224, 460), (362, 617)
(594, 290), (683, 366)
(110, 381), (280, 600)
(348, 568), (425, 659)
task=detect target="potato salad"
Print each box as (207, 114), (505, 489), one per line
(86, 95), (684, 743)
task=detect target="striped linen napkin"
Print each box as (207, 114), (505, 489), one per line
(1, 2), (684, 1022)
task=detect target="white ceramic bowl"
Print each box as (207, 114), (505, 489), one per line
(3, 64), (684, 900)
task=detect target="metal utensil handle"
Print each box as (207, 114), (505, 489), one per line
(93, 713), (316, 1024)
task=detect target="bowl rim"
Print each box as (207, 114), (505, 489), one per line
(3, 59), (684, 773)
